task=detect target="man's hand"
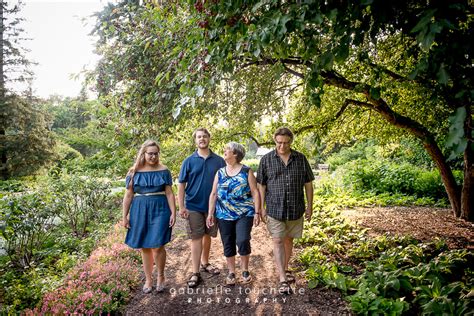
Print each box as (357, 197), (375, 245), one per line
(304, 207), (312, 221)
(253, 213), (260, 226)
(179, 207), (189, 219)
(261, 208), (267, 223)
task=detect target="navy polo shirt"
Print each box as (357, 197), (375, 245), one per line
(178, 150), (225, 213)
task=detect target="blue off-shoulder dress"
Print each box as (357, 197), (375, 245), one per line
(125, 170), (173, 249)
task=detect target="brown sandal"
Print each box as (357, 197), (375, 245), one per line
(187, 273), (202, 288)
(225, 272), (236, 286)
(200, 263), (220, 275)
(285, 270), (296, 283)
(278, 281), (293, 295)
(241, 271), (252, 284)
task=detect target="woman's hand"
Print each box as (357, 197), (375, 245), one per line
(206, 214), (214, 228)
(123, 217), (130, 229)
(169, 214), (176, 227)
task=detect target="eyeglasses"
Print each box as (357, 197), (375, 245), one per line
(146, 152), (159, 157)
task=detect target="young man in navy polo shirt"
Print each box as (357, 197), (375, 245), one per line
(178, 128), (226, 288)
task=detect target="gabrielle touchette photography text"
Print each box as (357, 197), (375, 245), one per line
(168, 285), (306, 304)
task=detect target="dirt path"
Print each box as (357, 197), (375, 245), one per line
(124, 217), (351, 315)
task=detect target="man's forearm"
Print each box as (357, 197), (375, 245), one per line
(304, 182), (313, 209)
(177, 183), (186, 209)
(257, 184), (266, 210)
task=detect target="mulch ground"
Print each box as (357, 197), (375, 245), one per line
(341, 206), (474, 250)
(123, 206), (473, 315)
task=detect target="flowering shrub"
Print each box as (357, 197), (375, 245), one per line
(24, 224), (141, 315)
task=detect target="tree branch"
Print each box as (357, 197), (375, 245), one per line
(320, 99), (352, 130)
(232, 132), (267, 147)
(368, 61), (409, 82)
(233, 124), (323, 147)
(240, 57), (308, 70)
(282, 63), (304, 79)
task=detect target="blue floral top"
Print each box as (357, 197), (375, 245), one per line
(125, 170), (172, 194)
(215, 166), (255, 220)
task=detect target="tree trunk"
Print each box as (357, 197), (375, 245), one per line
(368, 97), (462, 217)
(423, 139), (462, 217)
(461, 104), (473, 221)
(0, 1), (8, 180)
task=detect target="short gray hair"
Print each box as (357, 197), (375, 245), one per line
(226, 142), (246, 163)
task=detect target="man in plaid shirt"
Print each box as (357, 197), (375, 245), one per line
(257, 127), (314, 294)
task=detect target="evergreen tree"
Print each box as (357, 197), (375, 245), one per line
(0, 0), (55, 179)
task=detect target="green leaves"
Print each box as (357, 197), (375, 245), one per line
(305, 261), (354, 293)
(446, 107), (467, 160)
(411, 9), (437, 34)
(253, 45), (261, 57)
(369, 87), (381, 100)
(411, 9), (446, 52)
(300, 205), (472, 315)
(319, 51), (334, 71)
(436, 63), (449, 85)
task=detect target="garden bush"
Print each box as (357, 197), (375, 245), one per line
(242, 158), (259, 172)
(0, 192), (57, 269)
(298, 207), (474, 315)
(48, 173), (114, 238)
(412, 169), (447, 199)
(323, 138), (463, 204)
(325, 140), (376, 170)
(0, 173), (121, 314)
(333, 158), (455, 203)
(0, 179), (26, 193)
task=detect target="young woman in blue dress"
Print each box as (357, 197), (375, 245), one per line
(122, 140), (176, 293)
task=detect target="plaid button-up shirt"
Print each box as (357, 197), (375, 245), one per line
(257, 149), (314, 221)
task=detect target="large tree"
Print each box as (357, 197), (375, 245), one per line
(0, 1), (55, 179)
(176, 0), (473, 221)
(92, 1), (473, 221)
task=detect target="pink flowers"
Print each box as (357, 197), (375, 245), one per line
(26, 224), (141, 314)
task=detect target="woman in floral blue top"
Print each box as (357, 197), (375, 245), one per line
(207, 142), (261, 285)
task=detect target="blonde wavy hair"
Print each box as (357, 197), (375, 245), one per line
(127, 140), (160, 179)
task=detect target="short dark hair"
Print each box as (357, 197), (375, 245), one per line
(192, 127), (211, 139)
(273, 127), (294, 141)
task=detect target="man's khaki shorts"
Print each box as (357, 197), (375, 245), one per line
(186, 210), (218, 239)
(266, 215), (304, 238)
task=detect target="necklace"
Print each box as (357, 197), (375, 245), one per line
(226, 164), (241, 175)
